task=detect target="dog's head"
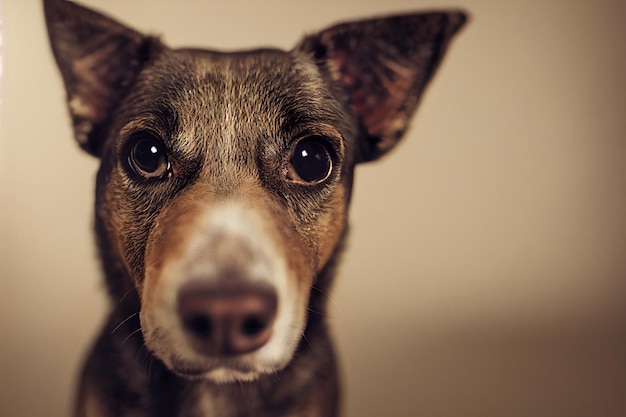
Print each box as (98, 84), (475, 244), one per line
(45, 0), (465, 383)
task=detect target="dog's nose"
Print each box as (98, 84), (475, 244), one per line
(177, 281), (278, 356)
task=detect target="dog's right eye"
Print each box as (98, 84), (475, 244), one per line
(125, 133), (170, 179)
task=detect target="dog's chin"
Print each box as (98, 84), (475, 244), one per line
(171, 364), (260, 383)
(164, 356), (286, 383)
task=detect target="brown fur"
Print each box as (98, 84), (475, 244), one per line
(44, 0), (467, 415)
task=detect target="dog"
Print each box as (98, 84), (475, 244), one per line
(44, 0), (466, 415)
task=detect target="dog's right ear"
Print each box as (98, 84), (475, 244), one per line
(44, 0), (161, 156)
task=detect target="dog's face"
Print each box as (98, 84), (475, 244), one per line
(45, 0), (465, 383)
(99, 49), (353, 381)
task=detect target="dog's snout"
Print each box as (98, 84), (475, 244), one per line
(177, 282), (278, 356)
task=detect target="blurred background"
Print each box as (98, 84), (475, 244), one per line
(1, 0), (625, 416)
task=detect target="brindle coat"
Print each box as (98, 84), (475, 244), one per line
(44, 0), (466, 416)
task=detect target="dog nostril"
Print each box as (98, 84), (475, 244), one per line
(184, 315), (213, 338)
(241, 316), (266, 337)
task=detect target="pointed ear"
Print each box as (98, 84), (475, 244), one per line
(297, 12), (467, 162)
(44, 0), (162, 156)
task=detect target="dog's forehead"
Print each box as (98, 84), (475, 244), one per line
(127, 48), (347, 135)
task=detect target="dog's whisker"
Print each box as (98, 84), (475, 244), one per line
(118, 287), (137, 304)
(136, 343), (150, 367)
(271, 370), (281, 383)
(301, 332), (314, 353)
(110, 312), (138, 335)
(147, 357), (155, 381)
(306, 306), (326, 317)
(122, 327), (143, 344)
(312, 284), (340, 317)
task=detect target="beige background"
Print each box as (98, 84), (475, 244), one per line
(1, 0), (626, 416)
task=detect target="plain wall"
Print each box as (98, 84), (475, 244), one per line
(1, 1), (625, 416)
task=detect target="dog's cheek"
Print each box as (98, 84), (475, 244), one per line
(265, 193), (342, 357)
(312, 188), (347, 271)
(112, 207), (157, 286)
(99, 165), (180, 289)
(262, 198), (317, 303)
(286, 186), (347, 277)
(96, 177), (148, 286)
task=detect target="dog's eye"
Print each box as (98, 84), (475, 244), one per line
(126, 133), (170, 179)
(287, 136), (333, 184)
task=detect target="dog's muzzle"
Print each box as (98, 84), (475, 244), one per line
(140, 201), (306, 383)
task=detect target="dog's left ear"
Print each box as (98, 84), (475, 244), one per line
(44, 0), (161, 156)
(297, 12), (467, 162)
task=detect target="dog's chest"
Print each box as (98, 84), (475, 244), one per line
(179, 384), (258, 417)
(186, 387), (217, 417)
(178, 383), (316, 417)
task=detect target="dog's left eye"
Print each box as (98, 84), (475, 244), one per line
(287, 136), (333, 185)
(126, 133), (170, 179)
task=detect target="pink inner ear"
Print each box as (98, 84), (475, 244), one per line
(333, 50), (416, 140)
(69, 44), (120, 123)
(68, 94), (105, 123)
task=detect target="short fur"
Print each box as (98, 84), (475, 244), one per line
(44, 1), (466, 416)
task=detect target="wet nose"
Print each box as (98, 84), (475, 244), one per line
(177, 281), (278, 356)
